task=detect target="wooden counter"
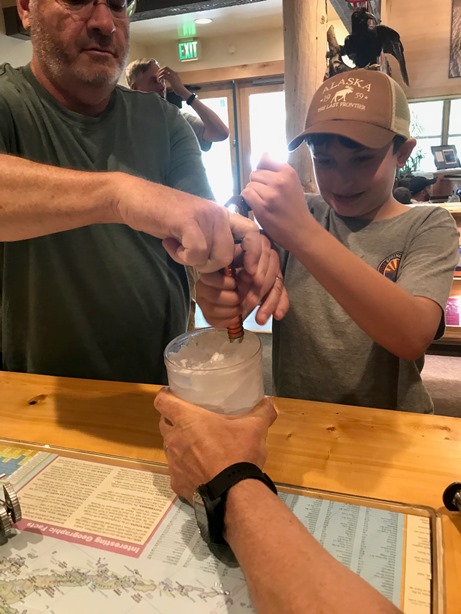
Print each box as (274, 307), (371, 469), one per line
(1, 370), (461, 611)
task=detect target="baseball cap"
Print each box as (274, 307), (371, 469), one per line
(288, 68), (411, 151)
(399, 176), (437, 196)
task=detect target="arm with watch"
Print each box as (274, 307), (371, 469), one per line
(158, 66), (230, 143)
(154, 389), (401, 614)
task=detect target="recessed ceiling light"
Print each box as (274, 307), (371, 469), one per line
(194, 18), (213, 25)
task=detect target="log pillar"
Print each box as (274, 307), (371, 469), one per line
(283, 0), (328, 191)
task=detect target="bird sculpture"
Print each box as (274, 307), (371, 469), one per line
(340, 8), (409, 85)
(324, 24), (351, 80)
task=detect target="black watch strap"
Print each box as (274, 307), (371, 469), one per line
(205, 462), (277, 501)
(186, 92), (197, 105)
(201, 462), (277, 544)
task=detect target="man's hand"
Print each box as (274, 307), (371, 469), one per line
(158, 66), (190, 101)
(112, 173), (265, 274)
(154, 389), (277, 502)
(242, 153), (311, 253)
(197, 233), (289, 327)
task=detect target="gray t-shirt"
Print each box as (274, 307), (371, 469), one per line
(182, 112), (212, 152)
(0, 63), (213, 384)
(273, 195), (460, 412)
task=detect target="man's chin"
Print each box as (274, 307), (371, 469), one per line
(74, 62), (122, 88)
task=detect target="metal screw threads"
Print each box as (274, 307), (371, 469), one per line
(226, 318), (244, 341)
(223, 265), (244, 342)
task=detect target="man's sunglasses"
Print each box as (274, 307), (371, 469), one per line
(60, 0), (137, 17)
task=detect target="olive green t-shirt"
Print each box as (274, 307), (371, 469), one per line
(0, 63), (213, 384)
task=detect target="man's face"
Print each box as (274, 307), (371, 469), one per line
(414, 187), (431, 202)
(310, 136), (402, 218)
(27, 0), (129, 91)
(132, 64), (166, 97)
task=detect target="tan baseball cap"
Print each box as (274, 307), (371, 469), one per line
(288, 69), (411, 151)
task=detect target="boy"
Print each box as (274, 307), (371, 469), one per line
(197, 69), (459, 412)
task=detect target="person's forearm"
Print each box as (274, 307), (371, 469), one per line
(225, 480), (401, 614)
(288, 210), (442, 359)
(0, 153), (118, 240)
(189, 99), (229, 142)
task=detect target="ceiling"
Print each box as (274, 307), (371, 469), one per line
(130, 0), (283, 46)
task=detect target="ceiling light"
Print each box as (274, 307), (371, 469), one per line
(194, 18), (213, 25)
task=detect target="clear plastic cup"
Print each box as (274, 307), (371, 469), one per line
(164, 327), (264, 415)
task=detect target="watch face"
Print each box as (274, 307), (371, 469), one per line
(192, 489), (211, 544)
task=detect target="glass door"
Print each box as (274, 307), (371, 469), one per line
(237, 82), (286, 189)
(186, 80), (286, 200)
(184, 89), (236, 205)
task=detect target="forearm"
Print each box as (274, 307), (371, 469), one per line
(290, 211), (440, 359)
(0, 154), (117, 240)
(225, 480), (401, 614)
(189, 99), (229, 142)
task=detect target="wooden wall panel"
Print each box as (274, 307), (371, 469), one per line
(387, 0), (461, 99)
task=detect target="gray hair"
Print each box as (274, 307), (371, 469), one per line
(125, 58), (159, 87)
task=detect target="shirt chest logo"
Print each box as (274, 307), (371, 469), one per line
(378, 252), (402, 281)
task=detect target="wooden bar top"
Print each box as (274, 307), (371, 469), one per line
(1, 370), (461, 611)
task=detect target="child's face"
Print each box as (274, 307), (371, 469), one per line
(310, 136), (402, 218)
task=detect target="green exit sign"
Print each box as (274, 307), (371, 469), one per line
(178, 40), (199, 62)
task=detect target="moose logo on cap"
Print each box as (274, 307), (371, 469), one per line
(331, 86), (354, 103)
(318, 76), (373, 113)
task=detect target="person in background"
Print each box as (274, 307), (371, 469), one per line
(197, 69), (460, 413)
(0, 0), (287, 381)
(154, 388), (402, 614)
(125, 58), (229, 152)
(398, 175), (437, 202)
(392, 186), (412, 204)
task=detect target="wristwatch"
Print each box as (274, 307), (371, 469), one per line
(186, 92), (197, 105)
(192, 462), (277, 545)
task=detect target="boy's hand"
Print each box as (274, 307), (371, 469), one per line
(196, 233), (289, 328)
(154, 389), (277, 503)
(241, 153), (311, 253)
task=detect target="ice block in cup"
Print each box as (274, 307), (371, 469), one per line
(164, 327), (264, 415)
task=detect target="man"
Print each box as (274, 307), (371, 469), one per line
(154, 389), (402, 614)
(125, 58), (229, 152)
(0, 0), (287, 383)
(398, 175), (437, 202)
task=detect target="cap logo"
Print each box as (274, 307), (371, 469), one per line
(331, 85), (354, 103)
(317, 77), (372, 114)
(322, 76), (372, 94)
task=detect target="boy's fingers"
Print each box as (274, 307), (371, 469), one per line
(255, 283), (289, 324)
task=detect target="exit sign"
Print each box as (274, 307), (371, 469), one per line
(178, 39), (199, 62)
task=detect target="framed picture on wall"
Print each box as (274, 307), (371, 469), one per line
(450, 0), (461, 77)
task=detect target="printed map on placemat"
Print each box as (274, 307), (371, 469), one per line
(0, 444), (431, 614)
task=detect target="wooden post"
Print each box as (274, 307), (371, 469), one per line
(283, 0), (328, 191)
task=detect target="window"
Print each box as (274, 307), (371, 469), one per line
(408, 98), (461, 172)
(408, 101), (444, 172)
(448, 99), (461, 163)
